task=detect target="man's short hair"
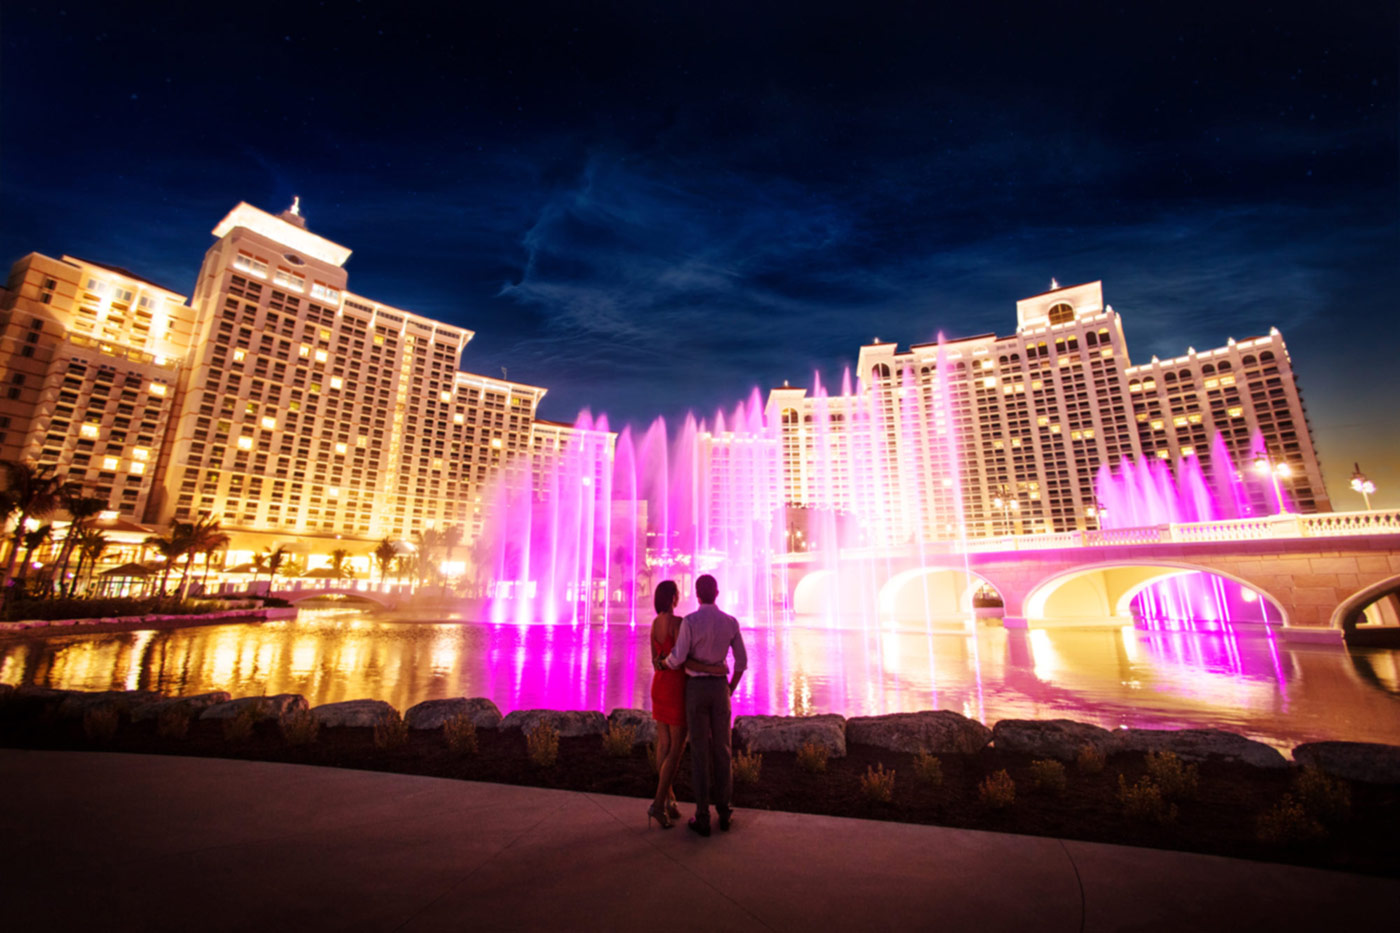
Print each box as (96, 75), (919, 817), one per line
(695, 574), (718, 604)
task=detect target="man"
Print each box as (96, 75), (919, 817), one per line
(661, 573), (747, 837)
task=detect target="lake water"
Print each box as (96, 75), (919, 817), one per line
(3, 607), (1399, 752)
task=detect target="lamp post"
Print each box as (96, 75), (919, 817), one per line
(1350, 462), (1376, 511)
(1252, 452), (1292, 515)
(991, 485), (1019, 535)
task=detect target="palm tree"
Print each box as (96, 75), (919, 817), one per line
(71, 528), (110, 598)
(251, 551), (269, 590)
(17, 523), (53, 592)
(373, 537), (397, 585)
(329, 547), (352, 579)
(199, 525), (231, 593)
(145, 522), (196, 597)
(0, 461), (68, 589)
(175, 514), (226, 597)
(55, 491), (107, 598)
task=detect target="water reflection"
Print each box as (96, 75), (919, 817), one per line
(2, 608), (1398, 751)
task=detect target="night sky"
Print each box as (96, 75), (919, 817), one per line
(2, 2), (1396, 506)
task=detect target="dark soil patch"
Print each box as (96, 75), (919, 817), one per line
(4, 700), (1396, 877)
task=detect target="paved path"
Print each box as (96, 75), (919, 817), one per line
(1, 750), (1394, 931)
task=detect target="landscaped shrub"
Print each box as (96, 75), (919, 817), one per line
(526, 721), (560, 767)
(734, 748), (762, 785)
(373, 711), (409, 749)
(1293, 766), (1351, 826)
(1076, 743), (1106, 774)
(223, 706), (258, 742)
(978, 769), (1016, 809)
(796, 739), (830, 773)
(912, 750), (943, 787)
(1117, 774), (1178, 824)
(860, 763), (896, 803)
(1257, 793), (1325, 845)
(279, 709), (319, 746)
(443, 714), (478, 755)
(156, 707), (190, 740)
(601, 723), (636, 758)
(1, 596), (228, 623)
(1029, 758), (1067, 794)
(83, 706), (119, 743)
(1145, 750), (1198, 799)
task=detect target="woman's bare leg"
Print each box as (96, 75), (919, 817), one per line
(655, 723), (686, 810)
(652, 723), (675, 810)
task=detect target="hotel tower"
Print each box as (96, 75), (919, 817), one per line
(0, 201), (607, 562)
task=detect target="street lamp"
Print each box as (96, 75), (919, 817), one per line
(991, 485), (1019, 535)
(1350, 462), (1376, 511)
(1252, 453), (1292, 515)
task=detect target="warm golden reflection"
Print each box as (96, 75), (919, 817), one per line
(0, 608), (1398, 751)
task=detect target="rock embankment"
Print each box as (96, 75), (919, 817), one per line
(4, 686), (1398, 782)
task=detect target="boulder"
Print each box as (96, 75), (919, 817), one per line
(846, 710), (990, 755)
(131, 692), (232, 723)
(499, 709), (608, 737)
(606, 708), (658, 745)
(57, 690), (164, 720)
(1293, 742), (1400, 785)
(991, 719), (1114, 760)
(734, 714), (847, 757)
(199, 694), (308, 722)
(311, 699), (399, 728)
(404, 697), (503, 731)
(1109, 728), (1286, 769)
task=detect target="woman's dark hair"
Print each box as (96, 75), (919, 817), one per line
(653, 580), (679, 615)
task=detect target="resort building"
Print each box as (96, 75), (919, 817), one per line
(0, 201), (605, 567)
(765, 281), (1329, 539)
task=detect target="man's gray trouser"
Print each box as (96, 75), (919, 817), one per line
(685, 676), (732, 822)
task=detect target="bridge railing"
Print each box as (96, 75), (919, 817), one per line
(953, 508), (1400, 553)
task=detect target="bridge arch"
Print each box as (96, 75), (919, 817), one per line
(876, 566), (1002, 622)
(1332, 573), (1400, 633)
(1021, 560), (1288, 627)
(278, 589), (396, 610)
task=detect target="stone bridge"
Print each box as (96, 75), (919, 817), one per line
(269, 582), (412, 610)
(778, 510), (1400, 642)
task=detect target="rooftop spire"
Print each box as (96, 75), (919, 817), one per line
(280, 195), (307, 228)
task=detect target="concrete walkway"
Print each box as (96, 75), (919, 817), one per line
(1, 750), (1394, 931)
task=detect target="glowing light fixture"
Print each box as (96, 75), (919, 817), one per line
(1350, 462), (1376, 510)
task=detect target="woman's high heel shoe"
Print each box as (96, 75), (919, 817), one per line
(666, 799), (681, 821)
(647, 803), (674, 829)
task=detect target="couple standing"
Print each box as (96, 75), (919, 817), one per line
(648, 574), (747, 837)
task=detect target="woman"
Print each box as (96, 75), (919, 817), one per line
(648, 580), (726, 828)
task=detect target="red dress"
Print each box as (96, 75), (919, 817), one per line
(651, 618), (686, 728)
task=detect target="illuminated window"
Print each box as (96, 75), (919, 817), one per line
(1220, 374), (1236, 386)
(982, 376), (997, 389)
(1036, 416), (1049, 427)
(440, 391), (452, 402)
(234, 253), (268, 277)
(299, 345), (311, 358)
(236, 436), (253, 451)
(1031, 380), (1043, 391)
(1150, 419), (1164, 431)
(129, 462), (146, 475)
(132, 447), (149, 460)
(1181, 446), (1196, 457)
(490, 438), (502, 449)
(1100, 347), (1113, 358)
(1049, 424), (1061, 434)
(1156, 449), (1170, 459)
(373, 335), (384, 346)
(328, 487), (340, 498)
(149, 383), (167, 396)
(311, 283), (340, 304)
(335, 443), (347, 454)
(233, 348), (246, 362)
(261, 417), (277, 430)
(980, 359), (994, 370)
(1173, 416), (1188, 427)
(274, 270), (305, 291)
(453, 413), (465, 425)
(355, 435), (368, 448)
(314, 350), (328, 363)
(1204, 377), (1219, 389)
(1187, 414), (1202, 424)
(319, 328), (332, 341)
(1227, 406), (1243, 418)
(80, 423), (100, 439)
(330, 376), (343, 389)
(102, 457), (119, 470)
(432, 458), (444, 470)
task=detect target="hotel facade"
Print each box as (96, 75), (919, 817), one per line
(1, 208), (1327, 574)
(0, 201), (604, 566)
(764, 281), (1329, 542)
